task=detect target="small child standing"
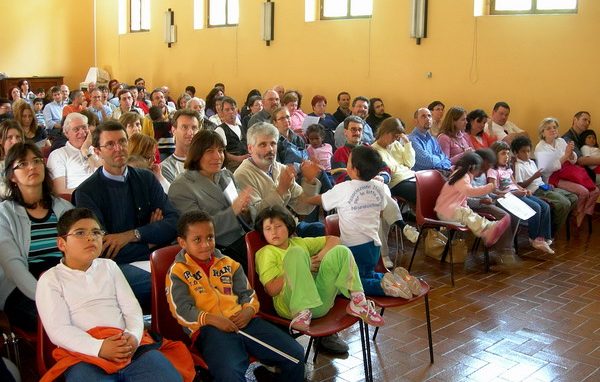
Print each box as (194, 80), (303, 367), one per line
(36, 208), (192, 382)
(306, 124), (333, 172)
(168, 210), (305, 382)
(33, 97), (46, 130)
(435, 152), (510, 247)
(308, 146), (422, 298)
(488, 141), (554, 254)
(579, 129), (600, 183)
(511, 136), (577, 236)
(255, 205), (384, 333)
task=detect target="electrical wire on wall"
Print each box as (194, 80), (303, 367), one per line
(367, 17), (372, 78)
(469, 16), (479, 84)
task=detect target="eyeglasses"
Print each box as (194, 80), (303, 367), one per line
(70, 125), (89, 134)
(349, 127), (363, 133)
(13, 157), (44, 170)
(63, 229), (106, 240)
(276, 115), (291, 122)
(99, 138), (128, 151)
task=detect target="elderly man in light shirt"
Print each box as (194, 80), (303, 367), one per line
(47, 112), (99, 194)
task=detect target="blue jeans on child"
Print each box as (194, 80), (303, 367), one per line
(195, 317), (305, 382)
(515, 195), (551, 239)
(348, 241), (385, 296)
(64, 349), (181, 382)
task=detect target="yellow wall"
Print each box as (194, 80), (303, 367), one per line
(92, 0), (600, 135)
(0, 1), (94, 89)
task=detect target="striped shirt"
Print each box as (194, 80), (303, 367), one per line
(28, 209), (62, 279)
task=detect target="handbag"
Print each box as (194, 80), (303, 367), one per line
(424, 229), (468, 263)
(548, 161), (596, 191)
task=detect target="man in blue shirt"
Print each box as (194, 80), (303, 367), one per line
(408, 107), (451, 172)
(334, 96), (375, 148)
(42, 86), (65, 129)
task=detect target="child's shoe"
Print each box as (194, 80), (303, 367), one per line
(530, 238), (555, 255)
(393, 267), (422, 296)
(289, 309), (312, 334)
(481, 215), (510, 247)
(402, 225), (420, 244)
(382, 254), (394, 269)
(347, 293), (385, 327)
(381, 272), (412, 299)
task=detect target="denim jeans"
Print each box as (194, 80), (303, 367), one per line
(515, 195), (551, 239)
(64, 349), (182, 382)
(118, 264), (151, 312)
(195, 318), (305, 382)
(296, 221), (325, 238)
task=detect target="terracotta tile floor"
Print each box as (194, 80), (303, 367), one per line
(11, 217), (600, 381)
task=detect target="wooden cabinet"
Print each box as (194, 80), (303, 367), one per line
(0, 76), (64, 98)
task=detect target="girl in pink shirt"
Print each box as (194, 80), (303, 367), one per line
(435, 152), (510, 246)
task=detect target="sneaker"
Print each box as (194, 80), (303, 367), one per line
(530, 238), (555, 255)
(289, 309), (312, 334)
(381, 273), (412, 299)
(481, 215), (510, 247)
(382, 255), (394, 269)
(546, 238), (553, 246)
(347, 296), (385, 327)
(393, 267), (422, 296)
(318, 333), (349, 354)
(402, 224), (420, 244)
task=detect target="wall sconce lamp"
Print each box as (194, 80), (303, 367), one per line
(165, 8), (176, 47)
(410, 0), (428, 45)
(262, 1), (275, 46)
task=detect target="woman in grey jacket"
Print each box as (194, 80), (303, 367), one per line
(168, 130), (254, 272)
(0, 142), (73, 331)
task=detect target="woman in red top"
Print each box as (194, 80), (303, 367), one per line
(466, 109), (496, 149)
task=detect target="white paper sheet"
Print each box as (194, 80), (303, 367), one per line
(130, 260), (151, 273)
(224, 179), (239, 205)
(497, 192), (536, 220)
(301, 116), (321, 132)
(534, 151), (558, 174)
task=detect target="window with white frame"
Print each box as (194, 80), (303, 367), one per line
(491, 0), (577, 14)
(130, 0), (151, 32)
(321, 0), (373, 19)
(208, 0), (239, 27)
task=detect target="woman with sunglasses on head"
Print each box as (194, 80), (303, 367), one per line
(0, 142), (73, 331)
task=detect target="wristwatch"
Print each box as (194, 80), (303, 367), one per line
(133, 229), (141, 242)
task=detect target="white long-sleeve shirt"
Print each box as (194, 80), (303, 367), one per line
(36, 258), (143, 357)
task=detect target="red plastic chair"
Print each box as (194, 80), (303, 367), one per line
(409, 170), (491, 286)
(150, 245), (208, 371)
(324, 214), (434, 363)
(36, 318), (56, 377)
(244, 231), (375, 381)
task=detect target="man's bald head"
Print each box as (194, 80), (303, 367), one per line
(414, 107), (433, 131)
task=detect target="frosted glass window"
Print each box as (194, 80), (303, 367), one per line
(322, 0), (373, 19)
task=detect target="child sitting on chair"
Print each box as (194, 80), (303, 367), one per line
(435, 152), (511, 248)
(255, 205), (384, 333)
(167, 210), (305, 382)
(306, 145), (422, 299)
(36, 208), (193, 382)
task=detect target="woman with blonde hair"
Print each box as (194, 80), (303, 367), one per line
(127, 133), (169, 192)
(119, 111), (144, 137)
(437, 106), (473, 164)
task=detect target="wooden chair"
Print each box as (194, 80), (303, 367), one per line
(409, 170), (491, 286)
(244, 231), (376, 381)
(324, 214), (434, 364)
